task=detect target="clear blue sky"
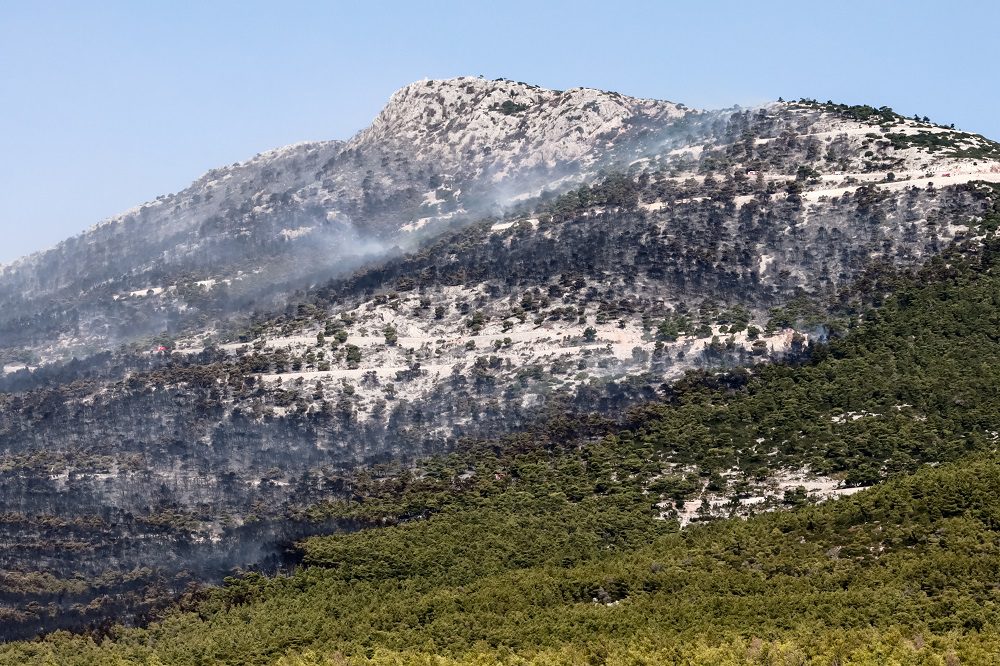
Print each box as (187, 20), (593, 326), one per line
(2, 0), (997, 263)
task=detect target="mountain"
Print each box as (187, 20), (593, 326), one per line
(2, 77), (1000, 642)
(9, 78), (998, 366)
(0, 77), (693, 362)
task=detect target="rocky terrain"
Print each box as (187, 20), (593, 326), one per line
(0, 77), (695, 362)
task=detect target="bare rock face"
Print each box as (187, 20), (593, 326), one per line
(351, 76), (687, 179)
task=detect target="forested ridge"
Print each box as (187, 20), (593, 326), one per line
(5, 204), (1000, 662)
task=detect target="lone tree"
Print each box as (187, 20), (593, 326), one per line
(345, 344), (362, 369)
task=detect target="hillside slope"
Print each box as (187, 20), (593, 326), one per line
(3, 202), (1000, 640)
(4, 79), (1000, 643)
(5, 83), (1000, 365)
(5, 415), (1000, 662)
(0, 78), (693, 361)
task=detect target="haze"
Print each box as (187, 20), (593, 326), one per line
(1, 0), (996, 263)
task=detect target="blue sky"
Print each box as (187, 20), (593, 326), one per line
(2, 0), (997, 263)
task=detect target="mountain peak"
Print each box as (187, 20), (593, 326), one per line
(349, 77), (689, 178)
